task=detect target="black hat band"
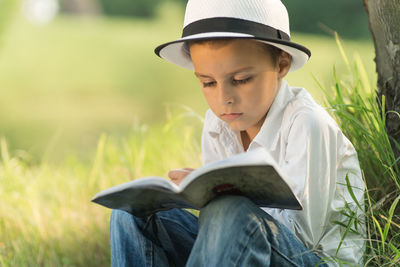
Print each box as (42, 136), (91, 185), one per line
(182, 17), (290, 41)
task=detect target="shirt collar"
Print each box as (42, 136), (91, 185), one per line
(251, 80), (294, 150)
(205, 80), (294, 151)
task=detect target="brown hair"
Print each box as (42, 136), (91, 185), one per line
(185, 38), (282, 66)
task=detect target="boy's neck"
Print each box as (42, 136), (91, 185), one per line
(240, 131), (251, 151)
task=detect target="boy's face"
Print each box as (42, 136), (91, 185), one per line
(190, 39), (290, 140)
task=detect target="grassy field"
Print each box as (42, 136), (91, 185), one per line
(3, 6), (397, 267)
(0, 118), (203, 265)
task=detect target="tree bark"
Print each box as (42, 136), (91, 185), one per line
(363, 0), (400, 162)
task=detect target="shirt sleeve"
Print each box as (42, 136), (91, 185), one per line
(273, 106), (364, 263)
(283, 108), (337, 241)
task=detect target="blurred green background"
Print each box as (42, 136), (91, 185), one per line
(0, 0), (375, 162)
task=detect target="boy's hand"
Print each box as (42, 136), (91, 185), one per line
(168, 168), (195, 185)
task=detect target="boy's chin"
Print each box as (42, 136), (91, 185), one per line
(225, 122), (246, 133)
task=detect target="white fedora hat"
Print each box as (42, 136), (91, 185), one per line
(155, 0), (311, 72)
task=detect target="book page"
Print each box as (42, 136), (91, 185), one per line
(180, 147), (287, 190)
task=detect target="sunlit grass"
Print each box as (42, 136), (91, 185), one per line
(0, 137), (109, 265)
(319, 36), (400, 266)
(0, 105), (203, 266)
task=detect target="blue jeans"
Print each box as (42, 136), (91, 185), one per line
(110, 196), (327, 266)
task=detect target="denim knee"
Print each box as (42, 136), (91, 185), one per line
(110, 209), (146, 235)
(199, 195), (256, 224)
(111, 209), (135, 226)
(111, 209), (129, 223)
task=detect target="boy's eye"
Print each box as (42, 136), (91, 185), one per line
(232, 77), (253, 85)
(202, 81), (216, 87)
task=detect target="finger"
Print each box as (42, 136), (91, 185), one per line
(168, 169), (190, 180)
(168, 173), (184, 186)
(170, 179), (179, 186)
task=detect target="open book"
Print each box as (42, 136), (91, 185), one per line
(92, 148), (302, 217)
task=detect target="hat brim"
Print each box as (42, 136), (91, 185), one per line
(154, 32), (311, 72)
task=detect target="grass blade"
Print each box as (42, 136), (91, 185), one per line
(383, 194), (400, 241)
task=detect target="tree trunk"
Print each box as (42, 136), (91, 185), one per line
(363, 0), (400, 162)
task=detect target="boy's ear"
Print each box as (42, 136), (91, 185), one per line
(277, 51), (291, 79)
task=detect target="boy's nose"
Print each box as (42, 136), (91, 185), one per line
(219, 85), (235, 105)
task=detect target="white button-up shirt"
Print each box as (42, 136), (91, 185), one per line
(201, 80), (365, 266)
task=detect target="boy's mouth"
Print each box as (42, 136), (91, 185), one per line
(221, 113), (243, 120)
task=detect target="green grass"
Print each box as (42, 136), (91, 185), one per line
(0, 106), (203, 265)
(318, 36), (400, 266)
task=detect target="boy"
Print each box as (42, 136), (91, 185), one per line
(110, 0), (365, 266)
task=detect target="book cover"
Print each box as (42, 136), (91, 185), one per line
(92, 148), (302, 217)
